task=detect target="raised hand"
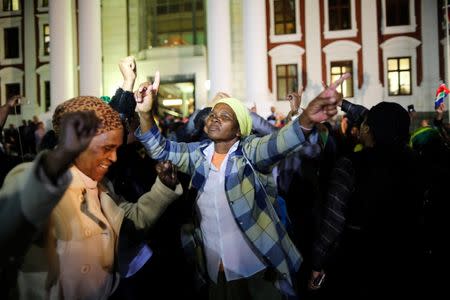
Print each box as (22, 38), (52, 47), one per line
(287, 86), (303, 114)
(156, 160), (179, 190)
(321, 73), (351, 98)
(134, 71), (160, 114)
(300, 73), (351, 128)
(119, 56), (137, 91)
(436, 102), (446, 115)
(43, 111), (99, 182)
(58, 111), (99, 157)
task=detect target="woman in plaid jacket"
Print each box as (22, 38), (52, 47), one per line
(132, 73), (348, 299)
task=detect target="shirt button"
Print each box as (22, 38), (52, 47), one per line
(79, 195), (84, 202)
(81, 264), (91, 274)
(282, 273), (288, 278)
(84, 229), (91, 237)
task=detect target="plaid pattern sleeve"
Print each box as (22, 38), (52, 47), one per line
(135, 125), (203, 175)
(311, 156), (355, 271)
(243, 119), (311, 172)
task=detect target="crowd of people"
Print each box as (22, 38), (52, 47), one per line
(0, 56), (449, 300)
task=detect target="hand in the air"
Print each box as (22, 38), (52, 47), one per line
(300, 73), (351, 128)
(134, 71), (160, 113)
(58, 111), (100, 158)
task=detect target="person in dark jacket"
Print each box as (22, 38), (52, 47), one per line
(310, 101), (426, 299)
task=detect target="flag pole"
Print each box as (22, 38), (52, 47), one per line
(446, 0), (450, 121)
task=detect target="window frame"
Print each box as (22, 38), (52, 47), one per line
(0, 17), (22, 65)
(43, 24), (50, 56)
(380, 36), (419, 102)
(4, 82), (21, 114)
(381, 0), (416, 35)
(37, 0), (49, 13)
(276, 63), (298, 101)
(0, 0), (21, 17)
(37, 15), (49, 62)
(323, 0), (357, 39)
(151, 0), (205, 47)
(36, 63), (50, 113)
(269, 0), (302, 43)
(268, 44), (304, 102)
(323, 40), (360, 100)
(0, 67), (24, 113)
(387, 56), (412, 96)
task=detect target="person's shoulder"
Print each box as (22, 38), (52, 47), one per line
(6, 161), (34, 177)
(3, 161), (35, 188)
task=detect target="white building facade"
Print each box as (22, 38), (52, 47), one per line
(0, 0), (446, 127)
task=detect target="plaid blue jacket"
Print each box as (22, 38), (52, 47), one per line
(136, 120), (312, 296)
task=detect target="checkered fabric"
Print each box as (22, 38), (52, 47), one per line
(136, 120), (311, 296)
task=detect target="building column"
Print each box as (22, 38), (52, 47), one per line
(360, 0), (383, 108)
(78, 0), (102, 96)
(420, 0), (439, 111)
(49, 0), (77, 110)
(243, 0), (271, 116)
(304, 0), (323, 102)
(206, 0), (232, 100)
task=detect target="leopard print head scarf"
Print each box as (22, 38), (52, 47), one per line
(52, 96), (123, 136)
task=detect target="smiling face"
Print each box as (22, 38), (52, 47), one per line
(74, 128), (123, 181)
(204, 103), (241, 143)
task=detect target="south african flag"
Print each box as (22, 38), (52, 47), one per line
(435, 84), (450, 109)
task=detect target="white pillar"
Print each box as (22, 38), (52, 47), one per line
(304, 0), (323, 103)
(420, 0), (439, 112)
(361, 0), (383, 108)
(207, 0), (232, 100)
(78, 0), (102, 96)
(49, 0), (77, 109)
(23, 0), (37, 118)
(243, 0), (271, 116)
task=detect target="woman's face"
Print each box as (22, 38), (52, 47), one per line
(204, 103), (241, 142)
(75, 128), (123, 181)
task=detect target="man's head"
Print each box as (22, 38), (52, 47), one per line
(361, 102), (410, 149)
(205, 98), (252, 143)
(53, 96), (123, 181)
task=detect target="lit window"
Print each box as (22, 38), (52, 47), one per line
(4, 27), (19, 59)
(276, 64), (298, 101)
(330, 61), (354, 98)
(273, 0), (296, 35)
(43, 24), (50, 56)
(2, 0), (19, 11)
(386, 0), (409, 26)
(150, 0), (205, 47)
(328, 0), (351, 31)
(387, 57), (411, 96)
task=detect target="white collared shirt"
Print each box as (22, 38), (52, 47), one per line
(197, 142), (266, 283)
